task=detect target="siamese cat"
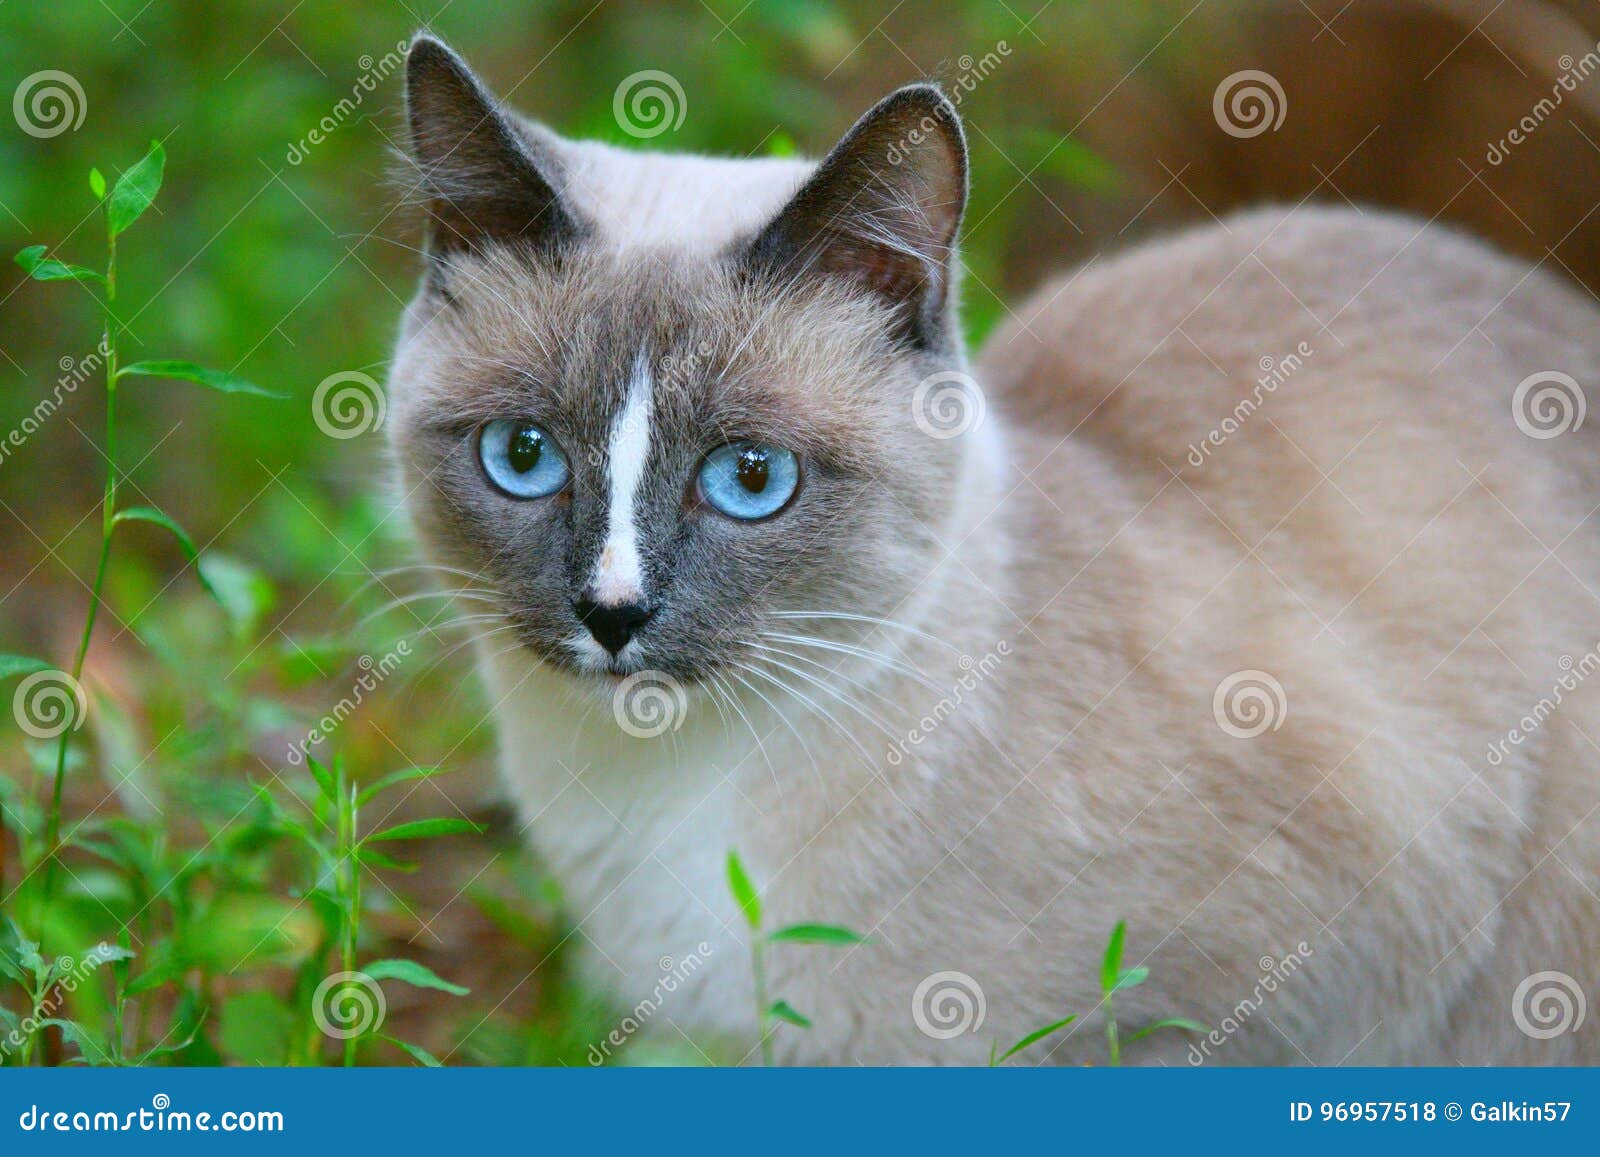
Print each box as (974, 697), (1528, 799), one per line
(387, 35), (1600, 1064)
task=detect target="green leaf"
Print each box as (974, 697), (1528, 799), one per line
(767, 1000), (811, 1029)
(89, 168), (106, 199)
(1101, 921), (1126, 996)
(363, 958), (469, 996)
(1126, 1017), (1212, 1044)
(1115, 966), (1149, 993)
(305, 756), (335, 802)
(363, 817), (484, 844)
(383, 1034), (442, 1067)
(107, 140), (165, 237)
(14, 245), (106, 286)
(357, 765), (439, 806)
(355, 846), (418, 873)
(0, 654), (53, 681)
(117, 359), (282, 398)
(767, 923), (868, 946)
(726, 850), (761, 930)
(995, 1015), (1077, 1064)
(196, 553), (275, 639)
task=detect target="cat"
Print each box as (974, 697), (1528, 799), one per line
(387, 34), (1600, 1064)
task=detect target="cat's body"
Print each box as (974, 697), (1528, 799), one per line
(389, 37), (1600, 1064)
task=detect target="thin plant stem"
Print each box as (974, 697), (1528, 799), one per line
(42, 221), (118, 915)
(751, 935), (773, 1066)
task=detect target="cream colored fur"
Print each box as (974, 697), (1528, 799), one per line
(462, 161), (1600, 1060)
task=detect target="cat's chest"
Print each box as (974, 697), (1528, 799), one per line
(482, 650), (759, 1031)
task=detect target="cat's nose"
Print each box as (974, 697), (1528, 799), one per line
(572, 596), (655, 656)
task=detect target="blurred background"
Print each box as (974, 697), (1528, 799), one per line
(3, 0), (1600, 1063)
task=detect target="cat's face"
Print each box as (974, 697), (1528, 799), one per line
(388, 37), (972, 687)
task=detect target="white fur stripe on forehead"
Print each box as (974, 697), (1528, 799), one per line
(590, 355), (653, 605)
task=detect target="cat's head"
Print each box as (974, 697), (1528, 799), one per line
(387, 35), (981, 687)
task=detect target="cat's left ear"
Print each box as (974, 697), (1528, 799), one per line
(747, 84), (968, 348)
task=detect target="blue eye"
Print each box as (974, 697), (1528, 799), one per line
(697, 442), (799, 520)
(479, 420), (570, 498)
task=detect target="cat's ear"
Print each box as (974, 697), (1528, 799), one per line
(404, 34), (580, 264)
(747, 84), (967, 347)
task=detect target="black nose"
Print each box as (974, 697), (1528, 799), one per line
(572, 597), (654, 656)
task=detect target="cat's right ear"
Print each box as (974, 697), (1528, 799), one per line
(404, 35), (580, 267)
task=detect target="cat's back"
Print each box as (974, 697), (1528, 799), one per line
(978, 204), (1598, 445)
